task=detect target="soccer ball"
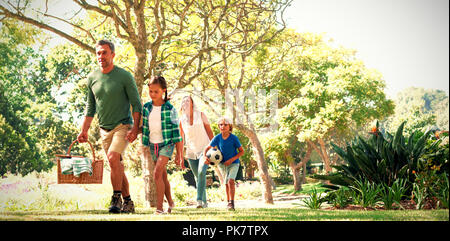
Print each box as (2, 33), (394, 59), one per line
(206, 148), (223, 166)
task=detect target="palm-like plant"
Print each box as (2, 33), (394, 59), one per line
(316, 121), (432, 194)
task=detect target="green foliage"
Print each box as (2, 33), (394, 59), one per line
(326, 186), (352, 209)
(0, 20), (87, 176)
(380, 179), (408, 210)
(317, 121), (432, 192)
(437, 175), (449, 209)
(413, 170), (449, 209)
(0, 21), (50, 176)
(383, 87), (449, 133)
(0, 114), (42, 176)
(302, 188), (326, 209)
(272, 33), (395, 143)
(318, 121), (448, 210)
(350, 179), (381, 208)
(421, 131), (449, 175)
(412, 182), (427, 210)
(410, 131), (448, 209)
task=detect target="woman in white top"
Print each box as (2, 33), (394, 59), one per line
(179, 96), (214, 208)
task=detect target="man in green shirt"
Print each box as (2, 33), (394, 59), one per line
(77, 40), (142, 213)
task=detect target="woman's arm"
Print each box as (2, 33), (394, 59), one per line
(175, 141), (185, 169)
(201, 112), (215, 140)
(179, 121), (185, 149)
(203, 145), (213, 165)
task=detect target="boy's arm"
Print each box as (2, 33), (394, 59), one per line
(224, 146), (244, 166)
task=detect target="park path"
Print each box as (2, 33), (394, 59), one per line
(182, 190), (309, 209)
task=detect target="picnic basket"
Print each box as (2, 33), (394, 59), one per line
(56, 139), (103, 184)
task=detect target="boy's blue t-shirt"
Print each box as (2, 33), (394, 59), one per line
(209, 133), (242, 164)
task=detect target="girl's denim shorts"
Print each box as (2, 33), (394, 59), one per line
(149, 142), (175, 161)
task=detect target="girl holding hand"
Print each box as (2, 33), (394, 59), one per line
(141, 76), (184, 214)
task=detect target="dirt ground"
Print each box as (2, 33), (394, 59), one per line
(185, 192), (439, 210)
(183, 191), (309, 209)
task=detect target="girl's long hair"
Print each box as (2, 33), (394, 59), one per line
(148, 75), (169, 101)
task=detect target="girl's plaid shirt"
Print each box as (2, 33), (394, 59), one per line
(142, 100), (182, 146)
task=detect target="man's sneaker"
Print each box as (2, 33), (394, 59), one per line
(109, 193), (122, 213)
(196, 200), (203, 208)
(121, 199), (135, 213)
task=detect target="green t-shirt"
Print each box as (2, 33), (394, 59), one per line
(86, 66), (142, 130)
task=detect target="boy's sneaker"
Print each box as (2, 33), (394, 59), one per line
(196, 200), (203, 208)
(109, 193), (122, 213)
(121, 199), (135, 213)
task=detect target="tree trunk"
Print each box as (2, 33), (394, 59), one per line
(289, 143), (312, 191)
(237, 125), (273, 204)
(302, 162), (307, 183)
(289, 162), (302, 191)
(318, 137), (332, 173)
(308, 139), (332, 174)
(139, 144), (156, 208)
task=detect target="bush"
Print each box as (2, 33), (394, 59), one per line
(411, 131), (449, 209)
(303, 188), (326, 209)
(380, 179), (408, 210)
(350, 179), (381, 208)
(315, 121), (432, 195)
(326, 186), (352, 209)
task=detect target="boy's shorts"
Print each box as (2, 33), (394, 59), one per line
(100, 124), (131, 157)
(149, 142), (175, 161)
(219, 162), (240, 183)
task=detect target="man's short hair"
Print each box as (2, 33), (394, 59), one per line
(96, 39), (115, 53)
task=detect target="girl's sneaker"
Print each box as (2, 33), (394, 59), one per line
(168, 203), (175, 213)
(227, 200), (235, 211)
(154, 209), (166, 215)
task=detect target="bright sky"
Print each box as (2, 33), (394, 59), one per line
(284, 0), (449, 98)
(38, 0), (449, 99)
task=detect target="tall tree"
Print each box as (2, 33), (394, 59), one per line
(0, 19), (75, 176)
(1, 0), (291, 205)
(383, 87), (449, 133)
(261, 32), (395, 175)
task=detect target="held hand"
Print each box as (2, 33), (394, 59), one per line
(204, 156), (211, 165)
(175, 155), (185, 170)
(77, 132), (88, 143)
(224, 159), (233, 166)
(125, 127), (138, 143)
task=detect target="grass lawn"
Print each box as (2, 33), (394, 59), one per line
(1, 171), (448, 221)
(1, 208), (448, 221)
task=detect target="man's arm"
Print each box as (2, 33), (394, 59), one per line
(77, 116), (94, 143)
(126, 112), (141, 143)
